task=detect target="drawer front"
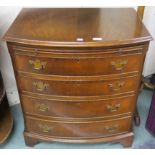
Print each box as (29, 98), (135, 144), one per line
(22, 94), (135, 119)
(19, 76), (139, 96)
(14, 51), (143, 76)
(25, 116), (132, 138)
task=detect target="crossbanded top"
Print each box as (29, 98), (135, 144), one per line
(3, 8), (152, 47)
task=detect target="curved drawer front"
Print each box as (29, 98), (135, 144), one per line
(19, 76), (138, 96)
(22, 94), (135, 119)
(25, 116), (132, 138)
(14, 51), (143, 76)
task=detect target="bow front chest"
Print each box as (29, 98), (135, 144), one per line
(3, 8), (152, 147)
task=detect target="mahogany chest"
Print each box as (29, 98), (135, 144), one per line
(3, 8), (152, 147)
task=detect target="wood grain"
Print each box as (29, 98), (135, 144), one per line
(137, 6), (145, 19)
(21, 94), (135, 120)
(4, 8), (152, 147)
(25, 115), (132, 138)
(3, 8), (152, 47)
(13, 46), (143, 76)
(18, 75), (139, 96)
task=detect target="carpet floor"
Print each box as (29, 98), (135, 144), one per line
(0, 89), (155, 149)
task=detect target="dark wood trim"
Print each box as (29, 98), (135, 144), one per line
(24, 131), (134, 148)
(0, 94), (13, 144)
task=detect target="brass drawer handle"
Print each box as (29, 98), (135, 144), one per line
(29, 59), (46, 70)
(39, 124), (52, 133)
(105, 124), (118, 133)
(111, 60), (128, 71)
(108, 81), (124, 91)
(33, 81), (49, 91)
(36, 104), (49, 112)
(107, 103), (121, 112)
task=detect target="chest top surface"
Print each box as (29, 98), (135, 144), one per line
(3, 8), (152, 47)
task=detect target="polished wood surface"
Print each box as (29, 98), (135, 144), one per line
(0, 95), (13, 144)
(0, 73), (13, 144)
(21, 94), (135, 119)
(4, 8), (152, 147)
(19, 75), (138, 96)
(25, 116), (132, 138)
(135, 6), (145, 126)
(13, 46), (143, 76)
(3, 8), (152, 47)
(137, 6), (145, 19)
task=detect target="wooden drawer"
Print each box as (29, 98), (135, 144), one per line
(25, 116), (132, 138)
(13, 46), (143, 76)
(19, 75), (139, 96)
(22, 94), (135, 119)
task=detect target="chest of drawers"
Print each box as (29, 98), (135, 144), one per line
(3, 8), (152, 147)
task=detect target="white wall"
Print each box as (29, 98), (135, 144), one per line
(0, 7), (155, 106)
(143, 7), (155, 76)
(0, 7), (22, 105)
